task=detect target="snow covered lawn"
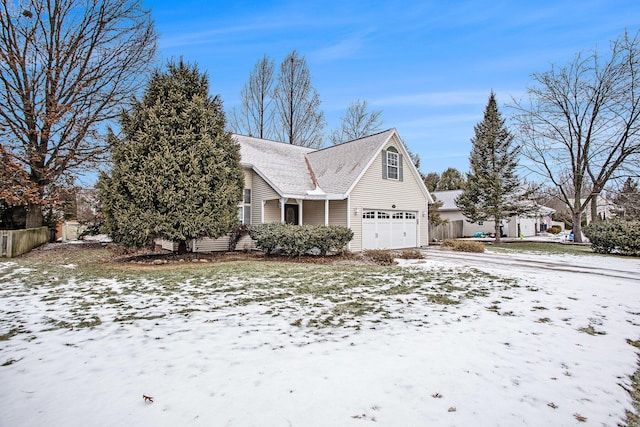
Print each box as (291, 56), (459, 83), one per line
(1, 248), (639, 426)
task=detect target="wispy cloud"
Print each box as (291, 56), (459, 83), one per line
(311, 32), (370, 62)
(373, 91), (490, 107)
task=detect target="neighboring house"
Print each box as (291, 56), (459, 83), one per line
(157, 128), (433, 253)
(432, 190), (555, 238)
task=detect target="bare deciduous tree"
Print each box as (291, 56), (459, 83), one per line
(228, 55), (275, 139)
(329, 99), (383, 145)
(0, 0), (157, 228)
(273, 50), (325, 148)
(511, 31), (640, 242)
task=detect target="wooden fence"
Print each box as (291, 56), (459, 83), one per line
(0, 227), (49, 258)
(429, 220), (463, 241)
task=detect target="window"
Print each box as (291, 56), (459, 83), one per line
(392, 212), (404, 219)
(405, 212), (416, 219)
(238, 188), (252, 225)
(377, 211), (390, 219)
(363, 211), (376, 219)
(238, 206), (251, 225)
(387, 151), (399, 180)
(382, 146), (403, 181)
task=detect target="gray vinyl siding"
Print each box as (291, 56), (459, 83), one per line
(329, 199), (348, 227)
(154, 238), (179, 251)
(302, 200), (325, 225)
(349, 137), (429, 252)
(251, 171), (279, 224)
(192, 234), (256, 253)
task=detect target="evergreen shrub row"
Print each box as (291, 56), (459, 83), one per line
(583, 220), (640, 256)
(248, 223), (353, 257)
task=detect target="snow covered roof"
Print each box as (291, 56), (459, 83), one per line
(235, 135), (317, 197)
(306, 129), (395, 196)
(432, 190), (463, 211)
(234, 129), (407, 200)
(433, 189), (556, 216)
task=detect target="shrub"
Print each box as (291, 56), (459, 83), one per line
(363, 249), (396, 265)
(452, 240), (484, 253)
(248, 223), (353, 257)
(584, 220), (640, 256)
(441, 239), (456, 248)
(546, 225), (562, 234)
(399, 249), (424, 259)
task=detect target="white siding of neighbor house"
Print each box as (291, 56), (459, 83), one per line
(349, 137), (429, 252)
(439, 211), (540, 238)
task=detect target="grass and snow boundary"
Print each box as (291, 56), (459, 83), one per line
(1, 247), (639, 426)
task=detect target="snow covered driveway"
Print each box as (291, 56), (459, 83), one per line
(0, 250), (639, 426)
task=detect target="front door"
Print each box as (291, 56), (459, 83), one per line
(285, 204), (299, 225)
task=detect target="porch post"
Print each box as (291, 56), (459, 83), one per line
(324, 199), (329, 225)
(261, 200), (265, 224)
(280, 198), (286, 223)
(296, 199), (303, 225)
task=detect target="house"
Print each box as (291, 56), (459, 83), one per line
(431, 189), (555, 239)
(157, 128), (433, 252)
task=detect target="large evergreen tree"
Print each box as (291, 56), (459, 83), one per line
(456, 92), (531, 243)
(613, 177), (640, 220)
(98, 60), (243, 250)
(437, 167), (466, 191)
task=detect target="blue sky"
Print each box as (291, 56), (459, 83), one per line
(145, 0), (640, 176)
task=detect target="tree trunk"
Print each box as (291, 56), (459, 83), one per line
(572, 211), (583, 243)
(494, 220), (502, 244)
(25, 202), (44, 229)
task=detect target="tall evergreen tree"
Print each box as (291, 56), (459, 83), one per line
(436, 167), (466, 191)
(98, 60), (243, 250)
(613, 177), (640, 220)
(456, 92), (531, 243)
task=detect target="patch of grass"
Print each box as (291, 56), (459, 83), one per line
(487, 242), (595, 256)
(578, 324), (607, 336)
(625, 339), (640, 427)
(1, 245), (520, 336)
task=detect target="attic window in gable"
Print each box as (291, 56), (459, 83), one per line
(382, 146), (403, 181)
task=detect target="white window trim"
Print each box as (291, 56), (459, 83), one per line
(387, 151), (399, 180)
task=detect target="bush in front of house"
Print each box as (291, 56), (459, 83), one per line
(546, 225), (562, 234)
(363, 249), (396, 265)
(441, 239), (456, 248)
(451, 240), (485, 253)
(248, 223), (353, 257)
(399, 249), (424, 259)
(583, 220), (640, 255)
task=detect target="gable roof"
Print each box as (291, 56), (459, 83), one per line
(306, 129), (395, 196)
(234, 129), (432, 201)
(235, 134), (316, 197)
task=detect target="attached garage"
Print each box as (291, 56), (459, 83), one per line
(362, 210), (418, 250)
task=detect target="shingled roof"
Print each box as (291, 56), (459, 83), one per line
(234, 128), (423, 200)
(306, 129), (395, 196)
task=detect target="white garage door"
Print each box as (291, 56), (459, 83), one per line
(362, 210), (417, 250)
